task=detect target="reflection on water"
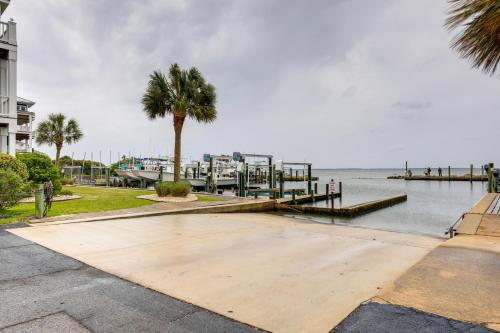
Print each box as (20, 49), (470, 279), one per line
(282, 168), (487, 238)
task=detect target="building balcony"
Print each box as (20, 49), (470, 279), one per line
(0, 96), (7, 115)
(0, 19), (15, 45)
(17, 123), (31, 133)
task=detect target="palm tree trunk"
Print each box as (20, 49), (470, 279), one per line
(173, 115), (185, 182)
(55, 144), (62, 167)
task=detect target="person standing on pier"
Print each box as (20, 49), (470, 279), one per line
(438, 167), (442, 177)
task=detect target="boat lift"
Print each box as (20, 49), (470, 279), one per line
(233, 152), (274, 197)
(203, 154), (236, 193)
(276, 161), (313, 198)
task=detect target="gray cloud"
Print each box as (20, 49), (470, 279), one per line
(6, 0), (499, 168)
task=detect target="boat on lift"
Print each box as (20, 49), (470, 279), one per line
(131, 157), (175, 182)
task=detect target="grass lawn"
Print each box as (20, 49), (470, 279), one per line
(196, 195), (226, 202)
(0, 187), (227, 225)
(0, 186), (155, 225)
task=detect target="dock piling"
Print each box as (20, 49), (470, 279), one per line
(470, 164), (473, 183)
(339, 182), (343, 198)
(292, 189), (296, 205)
(448, 166), (451, 181)
(488, 162), (494, 193)
(314, 182), (318, 194)
(331, 192), (334, 211)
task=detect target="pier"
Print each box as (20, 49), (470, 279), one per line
(284, 194), (407, 217)
(388, 175), (488, 181)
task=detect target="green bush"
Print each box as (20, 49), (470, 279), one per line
(17, 153), (59, 184)
(59, 189), (73, 196)
(155, 181), (191, 197)
(0, 153), (29, 182)
(0, 170), (25, 209)
(52, 179), (62, 194)
(155, 181), (172, 197)
(171, 181), (191, 197)
(61, 178), (74, 185)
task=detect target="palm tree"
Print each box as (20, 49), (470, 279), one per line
(35, 113), (83, 167)
(445, 0), (500, 75)
(142, 63), (217, 182)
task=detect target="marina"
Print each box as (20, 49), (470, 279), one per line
(0, 0), (498, 331)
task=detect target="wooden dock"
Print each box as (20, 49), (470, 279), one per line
(282, 176), (319, 182)
(283, 194), (407, 217)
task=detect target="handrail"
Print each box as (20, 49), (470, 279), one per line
(445, 213), (465, 238)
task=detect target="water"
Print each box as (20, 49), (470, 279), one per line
(280, 168), (487, 238)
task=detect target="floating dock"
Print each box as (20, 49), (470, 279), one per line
(283, 194), (407, 217)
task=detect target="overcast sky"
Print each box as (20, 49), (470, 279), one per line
(6, 0), (499, 168)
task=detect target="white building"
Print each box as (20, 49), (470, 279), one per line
(0, 0), (35, 155)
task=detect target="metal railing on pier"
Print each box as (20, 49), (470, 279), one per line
(445, 213), (465, 239)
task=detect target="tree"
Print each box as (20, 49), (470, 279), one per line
(17, 152), (59, 184)
(141, 63), (217, 182)
(0, 170), (25, 209)
(0, 153), (29, 182)
(35, 113), (83, 166)
(445, 0), (500, 75)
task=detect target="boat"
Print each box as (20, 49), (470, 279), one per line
(131, 157), (175, 182)
(115, 169), (141, 181)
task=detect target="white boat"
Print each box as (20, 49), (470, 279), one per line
(116, 169), (140, 181)
(130, 157), (175, 183)
(131, 169), (174, 182)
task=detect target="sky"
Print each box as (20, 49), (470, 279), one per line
(5, 0), (499, 168)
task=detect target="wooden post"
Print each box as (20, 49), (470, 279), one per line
(339, 181), (343, 197)
(314, 182), (318, 194)
(295, 170), (298, 179)
(488, 162), (494, 193)
(325, 184), (329, 196)
(405, 161), (408, 176)
(331, 191), (334, 212)
(307, 164), (312, 195)
(292, 189), (296, 205)
(448, 166), (451, 181)
(470, 164), (473, 182)
(279, 171), (284, 198)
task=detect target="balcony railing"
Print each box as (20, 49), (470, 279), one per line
(0, 96), (7, 115)
(0, 21), (8, 42)
(17, 123), (31, 133)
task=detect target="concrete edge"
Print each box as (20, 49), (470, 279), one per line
(28, 200), (277, 226)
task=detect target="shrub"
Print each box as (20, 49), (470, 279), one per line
(52, 179), (62, 194)
(0, 153), (29, 182)
(17, 153), (59, 184)
(155, 181), (191, 197)
(171, 181), (191, 197)
(61, 178), (74, 185)
(0, 170), (25, 209)
(58, 189), (73, 196)
(155, 181), (172, 197)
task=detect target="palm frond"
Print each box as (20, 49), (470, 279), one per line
(64, 118), (83, 144)
(141, 70), (173, 119)
(445, 0), (500, 75)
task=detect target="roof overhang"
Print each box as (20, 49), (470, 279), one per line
(17, 96), (36, 107)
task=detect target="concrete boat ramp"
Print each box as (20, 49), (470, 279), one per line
(3, 195), (499, 332)
(7, 213), (440, 333)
